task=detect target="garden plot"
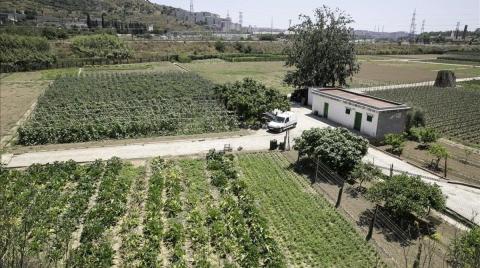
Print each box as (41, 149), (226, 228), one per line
(368, 80), (480, 146)
(18, 72), (238, 145)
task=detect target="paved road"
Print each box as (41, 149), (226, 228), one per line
(2, 106), (479, 225)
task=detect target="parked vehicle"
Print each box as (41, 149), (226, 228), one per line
(267, 111), (297, 132)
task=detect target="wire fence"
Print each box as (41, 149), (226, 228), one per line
(311, 158), (451, 267)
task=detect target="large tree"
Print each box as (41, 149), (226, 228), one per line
(284, 6), (360, 88)
(449, 226), (480, 268)
(294, 127), (368, 176)
(366, 174), (446, 217)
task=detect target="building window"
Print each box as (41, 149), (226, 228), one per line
(345, 108), (351, 115)
(367, 114), (373, 122)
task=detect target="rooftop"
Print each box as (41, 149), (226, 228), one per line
(312, 88), (409, 110)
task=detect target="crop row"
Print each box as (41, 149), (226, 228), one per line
(18, 72), (239, 145)
(68, 158), (136, 267)
(367, 83), (480, 146)
(238, 152), (384, 267)
(0, 161), (106, 267)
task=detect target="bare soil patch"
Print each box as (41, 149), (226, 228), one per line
(0, 72), (49, 139)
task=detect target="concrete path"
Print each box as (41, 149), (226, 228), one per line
(2, 106), (479, 225)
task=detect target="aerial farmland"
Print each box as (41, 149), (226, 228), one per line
(1, 0), (480, 267)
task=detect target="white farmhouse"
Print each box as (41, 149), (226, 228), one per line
(310, 88), (411, 138)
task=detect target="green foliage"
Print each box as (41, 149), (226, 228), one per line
(294, 127), (369, 176)
(384, 133), (405, 155)
(18, 73), (238, 145)
(214, 40), (225, 52)
(285, 6), (359, 88)
(449, 226), (480, 268)
(238, 153), (384, 267)
(349, 162), (385, 187)
(406, 109), (426, 133)
(428, 143), (449, 170)
(411, 127), (439, 148)
(177, 53), (192, 63)
(72, 34), (132, 59)
(0, 33), (55, 71)
(214, 78), (290, 128)
(366, 174), (447, 217)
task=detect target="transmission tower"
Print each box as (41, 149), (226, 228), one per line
(288, 19), (292, 29)
(409, 9), (417, 39)
(239, 12), (243, 26)
(227, 10), (230, 20)
(454, 21), (460, 39)
(420, 20), (425, 34)
(189, 0), (193, 13)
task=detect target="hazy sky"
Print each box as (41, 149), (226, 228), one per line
(153, 0), (479, 32)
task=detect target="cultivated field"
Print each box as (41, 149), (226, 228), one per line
(368, 80), (480, 146)
(0, 152), (387, 267)
(238, 152), (384, 267)
(183, 60), (294, 94)
(18, 72), (238, 145)
(182, 59), (480, 93)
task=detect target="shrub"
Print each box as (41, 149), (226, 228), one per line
(71, 34), (131, 59)
(428, 144), (448, 171)
(384, 133), (405, 155)
(214, 78), (290, 128)
(177, 53), (192, 63)
(214, 40), (225, 52)
(448, 226), (480, 268)
(411, 127), (439, 148)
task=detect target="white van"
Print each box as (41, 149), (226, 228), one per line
(267, 111), (298, 132)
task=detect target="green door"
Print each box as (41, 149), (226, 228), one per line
(354, 112), (362, 131)
(323, 103), (329, 119)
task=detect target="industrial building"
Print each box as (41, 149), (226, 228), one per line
(310, 88), (411, 138)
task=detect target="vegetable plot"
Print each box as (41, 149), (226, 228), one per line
(367, 81), (480, 146)
(238, 152), (385, 267)
(18, 72), (238, 145)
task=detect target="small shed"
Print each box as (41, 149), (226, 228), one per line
(311, 88), (411, 138)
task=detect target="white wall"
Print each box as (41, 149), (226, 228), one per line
(311, 94), (379, 137)
(307, 88), (314, 106)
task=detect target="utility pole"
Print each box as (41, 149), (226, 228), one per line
(270, 17), (273, 35)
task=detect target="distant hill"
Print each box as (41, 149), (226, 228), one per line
(0, 0), (202, 31)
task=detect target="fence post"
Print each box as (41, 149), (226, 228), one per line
(390, 164), (394, 178)
(366, 205), (378, 241)
(444, 156), (448, 178)
(314, 157), (319, 184)
(335, 183), (344, 208)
